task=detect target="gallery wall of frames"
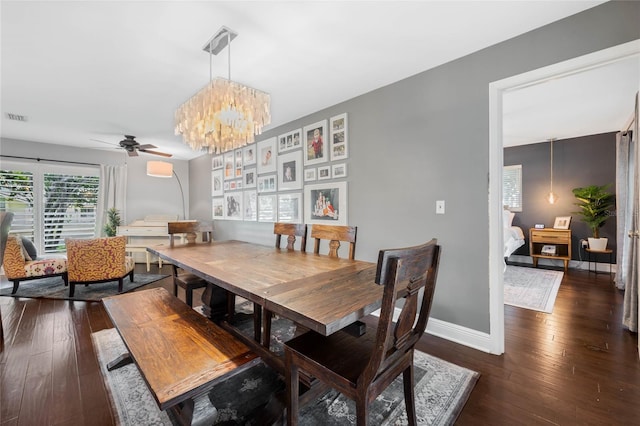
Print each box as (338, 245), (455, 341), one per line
(212, 113), (349, 225)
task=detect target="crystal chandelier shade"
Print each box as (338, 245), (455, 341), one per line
(174, 27), (270, 154)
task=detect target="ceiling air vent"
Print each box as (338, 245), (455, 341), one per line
(6, 113), (28, 122)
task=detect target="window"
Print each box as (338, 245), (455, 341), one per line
(1, 161), (99, 254)
(503, 165), (522, 212)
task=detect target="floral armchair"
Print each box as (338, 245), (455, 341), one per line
(65, 235), (135, 297)
(3, 236), (68, 294)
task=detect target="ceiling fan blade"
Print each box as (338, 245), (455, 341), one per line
(138, 144), (157, 150)
(127, 150), (138, 157)
(90, 138), (117, 146)
(139, 149), (173, 158)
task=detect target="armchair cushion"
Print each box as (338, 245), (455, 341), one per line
(66, 235), (134, 283)
(3, 236), (68, 279)
(21, 237), (38, 260)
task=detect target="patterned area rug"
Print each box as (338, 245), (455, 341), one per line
(92, 327), (479, 425)
(0, 273), (168, 301)
(504, 265), (564, 313)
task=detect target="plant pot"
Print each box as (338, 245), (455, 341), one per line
(588, 237), (608, 251)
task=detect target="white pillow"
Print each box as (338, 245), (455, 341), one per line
(503, 209), (515, 228)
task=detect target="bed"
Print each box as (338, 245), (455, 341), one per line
(504, 209), (525, 258)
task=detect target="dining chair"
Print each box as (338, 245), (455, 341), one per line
(167, 221), (214, 307)
(311, 224), (357, 259)
(284, 239), (441, 426)
(228, 223), (308, 345)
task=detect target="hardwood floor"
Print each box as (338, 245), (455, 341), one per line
(1, 264), (638, 425)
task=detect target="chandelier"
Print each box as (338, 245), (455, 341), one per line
(175, 26), (271, 154)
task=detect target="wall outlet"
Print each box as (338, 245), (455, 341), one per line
(581, 239), (589, 248)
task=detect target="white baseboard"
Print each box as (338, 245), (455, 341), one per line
(508, 254), (617, 274)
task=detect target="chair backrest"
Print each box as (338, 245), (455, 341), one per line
(168, 221), (214, 247)
(311, 224), (357, 259)
(0, 212), (15, 267)
(274, 223), (307, 251)
(65, 236), (128, 281)
(362, 239), (441, 385)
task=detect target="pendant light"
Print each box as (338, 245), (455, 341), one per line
(547, 138), (558, 204)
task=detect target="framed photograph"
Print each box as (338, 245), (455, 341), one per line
(258, 194), (277, 222)
(303, 120), (328, 166)
(278, 128), (303, 153)
(236, 179), (242, 190)
(229, 180), (238, 191)
(304, 182), (347, 225)
(243, 144), (257, 166)
(330, 113), (348, 161)
(224, 192), (243, 220)
(332, 163), (347, 179)
(244, 191), (257, 221)
(257, 174), (277, 193)
(243, 168), (257, 189)
(257, 137), (277, 175)
(223, 152), (234, 180)
(211, 169), (223, 197)
(278, 192), (303, 224)
(553, 216), (572, 229)
(235, 149), (243, 178)
(304, 168), (317, 182)
(277, 150), (303, 191)
(212, 198), (224, 219)
(317, 165), (331, 180)
(212, 154), (224, 170)
(223, 181), (230, 191)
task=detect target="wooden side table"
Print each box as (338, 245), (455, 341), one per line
(585, 248), (613, 280)
(529, 228), (572, 272)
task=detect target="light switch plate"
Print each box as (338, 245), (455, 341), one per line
(436, 200), (445, 214)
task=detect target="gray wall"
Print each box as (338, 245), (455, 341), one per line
(0, 138), (190, 224)
(504, 133), (617, 262)
(190, 1), (640, 335)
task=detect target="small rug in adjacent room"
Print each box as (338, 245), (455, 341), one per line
(0, 274), (168, 302)
(92, 328), (480, 426)
(504, 265), (564, 313)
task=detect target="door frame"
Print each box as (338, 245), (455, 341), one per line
(488, 39), (640, 355)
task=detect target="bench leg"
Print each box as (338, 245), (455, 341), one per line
(107, 353), (133, 371)
(171, 394), (217, 426)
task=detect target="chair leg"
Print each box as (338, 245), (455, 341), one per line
(253, 303), (262, 343)
(11, 280), (20, 294)
(185, 288), (193, 307)
(403, 365), (417, 426)
(262, 309), (273, 349)
(118, 278), (124, 293)
(226, 292), (236, 322)
(69, 283), (75, 297)
(285, 351), (299, 426)
(356, 394), (370, 426)
(62, 273), (69, 286)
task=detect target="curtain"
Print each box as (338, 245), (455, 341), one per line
(615, 131), (634, 290)
(622, 92), (639, 333)
(96, 164), (127, 236)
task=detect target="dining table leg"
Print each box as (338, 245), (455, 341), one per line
(201, 283), (228, 322)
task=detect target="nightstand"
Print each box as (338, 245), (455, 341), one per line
(529, 228), (572, 272)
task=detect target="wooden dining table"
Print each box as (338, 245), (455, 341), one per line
(147, 240), (383, 370)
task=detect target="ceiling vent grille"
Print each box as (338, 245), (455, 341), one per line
(6, 113), (28, 122)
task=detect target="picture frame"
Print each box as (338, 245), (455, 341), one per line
(229, 180), (238, 191)
(304, 168), (317, 182)
(224, 192), (243, 220)
(212, 154), (224, 170)
(331, 163), (347, 179)
(304, 182), (347, 225)
(317, 165), (331, 180)
(234, 149), (243, 178)
(243, 144), (257, 166)
(277, 150), (303, 190)
(258, 194), (277, 222)
(243, 168), (257, 189)
(257, 174), (277, 193)
(211, 169), (223, 197)
(278, 192), (303, 224)
(303, 120), (328, 166)
(330, 113), (348, 161)
(278, 128), (302, 153)
(257, 137), (277, 175)
(244, 191), (257, 221)
(223, 152), (234, 180)
(212, 198), (224, 219)
(553, 216), (571, 229)
(223, 181), (230, 191)
(236, 179), (242, 190)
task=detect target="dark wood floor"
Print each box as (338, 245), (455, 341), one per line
(1, 263), (639, 425)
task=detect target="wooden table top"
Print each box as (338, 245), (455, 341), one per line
(148, 241), (383, 335)
(102, 287), (259, 410)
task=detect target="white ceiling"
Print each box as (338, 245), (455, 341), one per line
(3, 0), (633, 160)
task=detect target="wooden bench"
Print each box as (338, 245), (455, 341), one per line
(102, 287), (260, 425)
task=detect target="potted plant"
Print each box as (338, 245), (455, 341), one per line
(103, 207), (122, 237)
(572, 184), (615, 250)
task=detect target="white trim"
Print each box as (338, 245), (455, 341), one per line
(489, 40), (640, 355)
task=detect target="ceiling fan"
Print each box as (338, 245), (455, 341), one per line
(118, 135), (172, 158)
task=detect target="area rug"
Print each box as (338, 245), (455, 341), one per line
(0, 273), (168, 302)
(92, 328), (479, 425)
(504, 265), (564, 313)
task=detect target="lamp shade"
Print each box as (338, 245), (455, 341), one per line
(147, 161), (173, 178)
